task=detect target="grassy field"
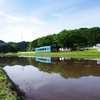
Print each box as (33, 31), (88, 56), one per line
(10, 49), (100, 58)
(0, 68), (21, 100)
(1, 48), (100, 58)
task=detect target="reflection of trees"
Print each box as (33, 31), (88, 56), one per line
(33, 58), (100, 79)
(0, 57), (29, 66)
(0, 57), (100, 79)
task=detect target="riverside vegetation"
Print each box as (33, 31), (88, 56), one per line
(0, 68), (27, 100)
(0, 68), (21, 100)
(3, 48), (100, 58)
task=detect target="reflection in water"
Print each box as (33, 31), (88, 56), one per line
(1, 57), (100, 100)
(35, 56), (51, 63)
(35, 56), (58, 64)
(0, 57), (100, 78)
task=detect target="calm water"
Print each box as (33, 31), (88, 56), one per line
(1, 57), (100, 100)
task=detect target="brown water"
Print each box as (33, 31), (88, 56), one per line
(1, 57), (100, 100)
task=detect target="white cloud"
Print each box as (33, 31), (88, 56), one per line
(50, 6), (100, 29)
(31, 17), (46, 26)
(0, 11), (47, 42)
(0, 0), (100, 42)
(0, 11), (47, 25)
(0, 25), (40, 42)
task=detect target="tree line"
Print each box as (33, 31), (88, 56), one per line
(0, 41), (29, 53)
(27, 27), (100, 51)
(0, 27), (100, 53)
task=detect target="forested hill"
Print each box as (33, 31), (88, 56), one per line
(0, 41), (29, 53)
(0, 27), (100, 53)
(27, 27), (100, 51)
(0, 40), (5, 44)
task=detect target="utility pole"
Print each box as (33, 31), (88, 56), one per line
(21, 36), (25, 51)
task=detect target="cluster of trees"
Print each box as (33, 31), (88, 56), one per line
(27, 27), (100, 51)
(0, 27), (100, 53)
(0, 41), (29, 53)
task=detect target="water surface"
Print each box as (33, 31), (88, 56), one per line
(1, 57), (100, 100)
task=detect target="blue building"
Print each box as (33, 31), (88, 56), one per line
(35, 46), (51, 52)
(35, 45), (59, 52)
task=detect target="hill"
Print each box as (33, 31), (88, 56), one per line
(0, 40), (5, 44)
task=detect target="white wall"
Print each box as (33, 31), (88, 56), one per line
(96, 44), (100, 51)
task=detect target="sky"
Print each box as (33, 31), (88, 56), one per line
(0, 0), (100, 42)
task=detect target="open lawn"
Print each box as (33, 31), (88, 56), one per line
(4, 48), (100, 58)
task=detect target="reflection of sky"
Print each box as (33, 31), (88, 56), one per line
(4, 65), (59, 90)
(4, 65), (48, 82)
(3, 65), (100, 100)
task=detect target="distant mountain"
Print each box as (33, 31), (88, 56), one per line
(0, 40), (5, 44)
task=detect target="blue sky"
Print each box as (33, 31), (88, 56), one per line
(0, 0), (100, 42)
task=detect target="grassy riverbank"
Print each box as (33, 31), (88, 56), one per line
(0, 48), (100, 58)
(6, 49), (100, 58)
(0, 68), (22, 100)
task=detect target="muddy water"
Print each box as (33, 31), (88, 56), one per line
(1, 57), (100, 100)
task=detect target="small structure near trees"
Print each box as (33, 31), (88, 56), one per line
(97, 44), (100, 51)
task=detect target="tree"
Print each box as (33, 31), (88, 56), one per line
(26, 27), (100, 51)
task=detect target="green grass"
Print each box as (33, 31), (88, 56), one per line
(15, 49), (100, 58)
(0, 68), (21, 100)
(1, 48), (100, 58)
